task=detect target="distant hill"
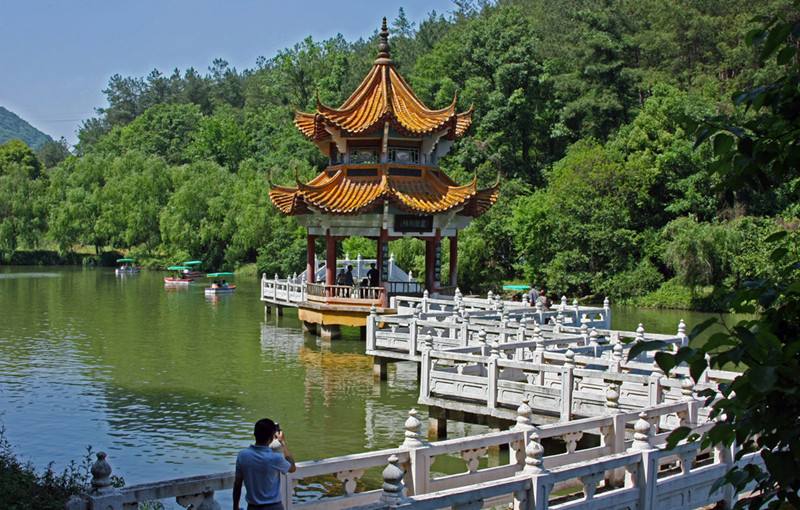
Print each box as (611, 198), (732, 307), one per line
(0, 106), (52, 149)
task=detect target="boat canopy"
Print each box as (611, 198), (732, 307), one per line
(117, 258), (135, 263)
(207, 272), (234, 277)
(183, 260), (202, 266)
(167, 265), (190, 271)
(502, 284), (530, 291)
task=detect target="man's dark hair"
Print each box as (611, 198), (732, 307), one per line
(254, 418), (277, 444)
(370, 263), (376, 268)
(347, 265), (353, 271)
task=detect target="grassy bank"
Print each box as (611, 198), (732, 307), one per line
(618, 279), (729, 312)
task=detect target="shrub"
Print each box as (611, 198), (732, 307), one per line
(594, 260), (663, 300)
(0, 427), (88, 510)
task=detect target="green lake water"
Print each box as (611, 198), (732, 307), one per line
(0, 266), (736, 504)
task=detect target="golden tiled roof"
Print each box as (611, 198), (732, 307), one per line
(269, 165), (498, 217)
(295, 19), (473, 141)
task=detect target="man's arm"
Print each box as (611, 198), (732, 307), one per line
(276, 431), (297, 473)
(232, 470), (243, 510)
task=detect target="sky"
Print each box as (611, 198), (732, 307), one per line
(0, 0), (454, 145)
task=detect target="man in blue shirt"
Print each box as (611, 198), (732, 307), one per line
(233, 418), (297, 510)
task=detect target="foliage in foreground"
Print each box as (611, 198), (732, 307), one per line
(632, 10), (800, 507)
(0, 427), (89, 510)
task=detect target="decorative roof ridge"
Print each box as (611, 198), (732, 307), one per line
(387, 66), (458, 116)
(295, 169), (344, 192)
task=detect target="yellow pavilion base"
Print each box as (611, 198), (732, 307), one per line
(297, 301), (394, 340)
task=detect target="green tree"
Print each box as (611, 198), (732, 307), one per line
(0, 141), (47, 257)
(636, 9), (800, 507)
(36, 137), (71, 169)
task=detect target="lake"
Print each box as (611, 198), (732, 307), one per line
(0, 266), (733, 503)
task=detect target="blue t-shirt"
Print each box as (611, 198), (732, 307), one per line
(236, 445), (292, 505)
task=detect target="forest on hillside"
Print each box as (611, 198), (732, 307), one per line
(1, 0), (798, 310)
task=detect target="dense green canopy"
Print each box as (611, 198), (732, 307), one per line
(0, 1), (797, 311)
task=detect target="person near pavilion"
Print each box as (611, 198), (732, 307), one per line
(343, 265), (355, 286)
(367, 263), (379, 287)
(527, 286), (539, 306)
(233, 418), (296, 510)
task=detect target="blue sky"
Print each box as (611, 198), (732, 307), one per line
(0, 0), (453, 145)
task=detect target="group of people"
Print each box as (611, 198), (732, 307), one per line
(210, 279), (229, 289)
(514, 285), (552, 309)
(335, 263), (380, 287)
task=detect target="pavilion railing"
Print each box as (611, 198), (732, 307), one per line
(306, 282), (385, 305)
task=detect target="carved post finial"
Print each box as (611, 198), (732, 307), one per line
(533, 322), (544, 352)
(90, 452), (113, 494)
(422, 334), (434, 351)
(477, 328), (488, 353)
(589, 327), (599, 346)
(612, 334), (623, 362)
(513, 399), (535, 431)
(605, 380), (620, 410)
(631, 412), (653, 451)
(636, 323), (645, 342)
(380, 454), (406, 504)
(523, 433), (547, 474)
(565, 349), (576, 368)
(370, 304), (377, 317)
(678, 319), (687, 347)
(681, 377), (695, 400)
(490, 341), (501, 358)
(402, 408), (426, 448)
(560, 295), (568, 310)
(603, 296), (610, 309)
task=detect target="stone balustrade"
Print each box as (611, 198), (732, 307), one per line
(67, 399), (737, 510)
(391, 292), (611, 329)
(367, 305), (681, 366)
(420, 340), (735, 423)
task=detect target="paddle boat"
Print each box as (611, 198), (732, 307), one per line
(115, 258), (140, 275)
(181, 260), (205, 279)
(164, 266), (194, 285)
(204, 272), (236, 294)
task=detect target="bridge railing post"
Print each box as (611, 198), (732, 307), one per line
(560, 364), (574, 421)
(399, 408), (430, 496)
(419, 335), (433, 400)
(408, 316), (418, 356)
(367, 305), (377, 352)
(487, 342), (500, 409)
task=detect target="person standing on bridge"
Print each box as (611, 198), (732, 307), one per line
(233, 418), (297, 510)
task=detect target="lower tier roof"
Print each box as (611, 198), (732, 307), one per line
(269, 165), (499, 217)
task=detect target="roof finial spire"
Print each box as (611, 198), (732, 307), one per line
(376, 17), (392, 62)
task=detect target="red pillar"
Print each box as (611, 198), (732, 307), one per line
(425, 237), (435, 292)
(449, 234), (458, 287)
(376, 236), (384, 285)
(325, 233), (336, 285)
(306, 233), (316, 283)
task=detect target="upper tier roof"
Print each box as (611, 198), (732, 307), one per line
(295, 19), (473, 141)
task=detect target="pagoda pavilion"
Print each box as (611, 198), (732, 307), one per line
(269, 18), (498, 335)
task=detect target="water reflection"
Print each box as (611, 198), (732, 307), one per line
(0, 266), (740, 499)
